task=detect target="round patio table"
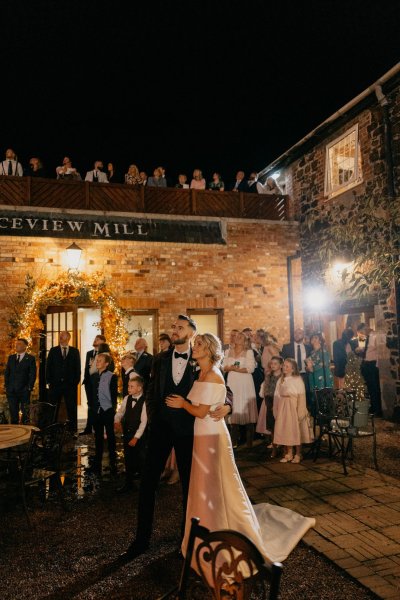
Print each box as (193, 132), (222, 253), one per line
(0, 425), (38, 450)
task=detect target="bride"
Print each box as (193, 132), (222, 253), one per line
(166, 333), (315, 570)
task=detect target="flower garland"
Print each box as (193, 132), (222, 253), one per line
(14, 271), (128, 357)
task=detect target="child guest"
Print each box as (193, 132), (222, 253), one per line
(114, 375), (147, 493)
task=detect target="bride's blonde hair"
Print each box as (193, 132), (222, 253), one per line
(196, 333), (223, 366)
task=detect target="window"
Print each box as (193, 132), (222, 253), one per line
(324, 125), (362, 197)
(187, 309), (224, 339)
(124, 310), (158, 355)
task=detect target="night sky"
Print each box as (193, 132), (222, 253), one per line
(3, 0), (400, 186)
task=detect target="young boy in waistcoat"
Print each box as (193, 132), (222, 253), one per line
(114, 374), (147, 493)
(90, 352), (118, 477)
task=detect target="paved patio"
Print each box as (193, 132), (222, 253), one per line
(237, 440), (400, 599)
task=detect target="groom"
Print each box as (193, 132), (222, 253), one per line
(120, 314), (230, 560)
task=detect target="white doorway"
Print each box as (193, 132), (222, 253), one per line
(77, 307), (101, 421)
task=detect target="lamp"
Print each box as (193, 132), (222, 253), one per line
(66, 242), (82, 271)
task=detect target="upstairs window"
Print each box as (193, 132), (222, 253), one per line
(324, 125), (362, 197)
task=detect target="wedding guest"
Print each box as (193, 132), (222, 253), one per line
(332, 327), (354, 388)
(273, 358), (313, 463)
(85, 160), (109, 183)
(281, 327), (312, 409)
(175, 174), (189, 188)
(139, 171), (148, 186)
(190, 168), (206, 190)
(306, 332), (334, 392)
(90, 352), (118, 477)
(223, 331), (258, 448)
(46, 331), (81, 432)
(56, 156), (81, 180)
(231, 170), (248, 192)
(133, 338), (153, 387)
(1, 148), (23, 176)
(107, 162), (116, 182)
(79, 334), (107, 436)
(125, 164), (142, 185)
(208, 172), (224, 191)
(28, 157), (47, 177)
(256, 355), (283, 457)
(97, 342), (115, 372)
(257, 176), (282, 195)
(120, 352), (137, 397)
(5, 338), (37, 424)
(147, 167), (166, 187)
(247, 171), (259, 193)
(114, 375), (147, 493)
(256, 329), (281, 374)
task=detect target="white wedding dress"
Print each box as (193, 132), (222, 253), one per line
(182, 381), (315, 573)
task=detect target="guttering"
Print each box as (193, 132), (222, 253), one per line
(258, 62), (400, 180)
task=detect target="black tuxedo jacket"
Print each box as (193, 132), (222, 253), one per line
(146, 347), (197, 424)
(134, 351), (153, 382)
(83, 349), (97, 385)
(231, 179), (249, 192)
(281, 342), (312, 364)
(46, 345), (81, 387)
(5, 353), (37, 393)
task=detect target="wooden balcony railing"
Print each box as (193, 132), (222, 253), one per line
(0, 176), (290, 220)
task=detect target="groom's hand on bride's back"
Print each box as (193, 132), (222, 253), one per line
(210, 403), (231, 421)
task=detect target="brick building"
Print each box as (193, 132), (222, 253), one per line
(259, 62), (400, 417)
(0, 195), (301, 412)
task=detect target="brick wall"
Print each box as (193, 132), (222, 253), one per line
(0, 217), (301, 396)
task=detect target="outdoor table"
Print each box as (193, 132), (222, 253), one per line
(0, 424), (38, 450)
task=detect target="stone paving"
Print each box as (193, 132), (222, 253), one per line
(236, 442), (400, 599)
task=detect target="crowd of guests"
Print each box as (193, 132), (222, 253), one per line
(0, 147), (284, 194)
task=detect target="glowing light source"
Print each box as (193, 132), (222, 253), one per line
(66, 243), (82, 271)
(305, 287), (327, 310)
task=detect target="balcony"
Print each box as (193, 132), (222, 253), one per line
(0, 176), (290, 220)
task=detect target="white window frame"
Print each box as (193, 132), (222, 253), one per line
(324, 124), (362, 198)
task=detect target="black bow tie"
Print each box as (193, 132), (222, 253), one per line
(174, 351), (188, 360)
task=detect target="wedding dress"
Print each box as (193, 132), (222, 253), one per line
(182, 381), (315, 572)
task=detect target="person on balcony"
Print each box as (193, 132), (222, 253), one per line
(175, 173), (189, 188)
(1, 148), (23, 176)
(28, 157), (47, 178)
(85, 160), (109, 183)
(208, 172), (225, 191)
(231, 170), (249, 192)
(190, 168), (206, 190)
(147, 166), (167, 187)
(124, 164), (143, 185)
(247, 171), (259, 193)
(257, 176), (282, 195)
(56, 157), (82, 180)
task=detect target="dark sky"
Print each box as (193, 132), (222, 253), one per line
(2, 0), (400, 185)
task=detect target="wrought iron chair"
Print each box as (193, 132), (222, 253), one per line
(2, 422), (68, 526)
(158, 517), (283, 600)
(313, 388), (377, 475)
(28, 401), (57, 430)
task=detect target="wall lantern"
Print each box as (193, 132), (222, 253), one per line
(66, 242), (82, 271)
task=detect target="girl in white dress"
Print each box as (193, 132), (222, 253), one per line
(273, 358), (313, 464)
(166, 334), (315, 577)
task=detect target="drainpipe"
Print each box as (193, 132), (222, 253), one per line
(374, 85), (396, 198)
(287, 251), (301, 341)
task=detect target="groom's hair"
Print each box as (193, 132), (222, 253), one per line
(177, 314), (197, 331)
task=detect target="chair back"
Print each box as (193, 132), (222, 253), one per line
(28, 402), (57, 430)
(24, 422), (66, 478)
(179, 517), (283, 600)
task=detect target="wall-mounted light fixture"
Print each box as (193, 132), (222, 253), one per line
(66, 242), (82, 271)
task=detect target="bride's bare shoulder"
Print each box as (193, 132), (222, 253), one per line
(203, 368), (225, 384)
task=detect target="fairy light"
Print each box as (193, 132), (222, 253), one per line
(14, 271), (129, 358)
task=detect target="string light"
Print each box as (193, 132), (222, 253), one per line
(14, 271), (129, 359)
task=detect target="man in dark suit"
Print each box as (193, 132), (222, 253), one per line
(332, 328), (354, 388)
(281, 327), (312, 408)
(231, 170), (249, 192)
(120, 315), (231, 561)
(46, 331), (81, 432)
(133, 338), (153, 387)
(79, 334), (106, 435)
(5, 338), (37, 423)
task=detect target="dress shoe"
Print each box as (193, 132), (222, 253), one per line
(78, 429), (92, 436)
(118, 540), (149, 562)
(116, 482), (134, 494)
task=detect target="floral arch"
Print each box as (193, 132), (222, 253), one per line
(11, 271), (128, 356)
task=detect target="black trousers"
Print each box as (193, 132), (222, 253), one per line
(83, 383), (95, 432)
(123, 430), (146, 482)
(48, 384), (77, 431)
(134, 420), (193, 546)
(361, 360), (382, 414)
(7, 389), (31, 424)
(93, 407), (116, 467)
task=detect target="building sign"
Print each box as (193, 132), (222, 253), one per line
(0, 210), (226, 244)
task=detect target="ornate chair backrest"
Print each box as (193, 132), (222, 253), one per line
(180, 517), (283, 600)
(28, 402), (57, 430)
